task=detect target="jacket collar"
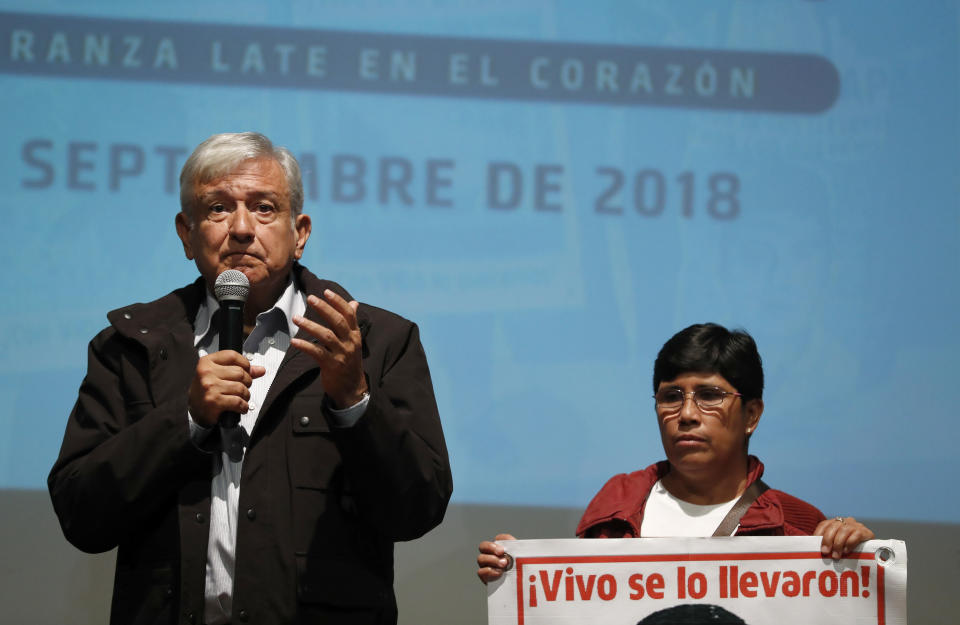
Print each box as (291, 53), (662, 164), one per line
(105, 263), (369, 340)
(292, 262), (369, 331)
(106, 277), (205, 351)
(735, 457), (786, 532)
(576, 455), (784, 536)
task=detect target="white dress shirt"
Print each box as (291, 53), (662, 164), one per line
(188, 279), (368, 625)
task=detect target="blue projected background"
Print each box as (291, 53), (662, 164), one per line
(1, 1), (958, 524)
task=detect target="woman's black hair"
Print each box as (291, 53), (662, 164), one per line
(653, 323), (764, 401)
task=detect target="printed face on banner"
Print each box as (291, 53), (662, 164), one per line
(655, 373), (761, 476)
(176, 157), (311, 299)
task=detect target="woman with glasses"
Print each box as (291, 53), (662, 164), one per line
(477, 323), (874, 583)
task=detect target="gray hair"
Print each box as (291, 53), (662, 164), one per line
(179, 132), (304, 220)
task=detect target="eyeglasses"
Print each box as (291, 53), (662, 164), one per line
(653, 387), (742, 412)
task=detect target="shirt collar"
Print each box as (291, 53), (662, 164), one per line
(193, 276), (306, 346)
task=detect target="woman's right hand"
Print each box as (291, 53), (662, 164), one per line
(477, 533), (517, 583)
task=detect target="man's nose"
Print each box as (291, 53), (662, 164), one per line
(229, 205), (255, 240)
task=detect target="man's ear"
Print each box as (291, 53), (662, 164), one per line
(293, 213), (311, 260)
(175, 212), (195, 260)
(744, 398), (763, 435)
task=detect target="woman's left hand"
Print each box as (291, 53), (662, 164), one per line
(814, 516), (875, 559)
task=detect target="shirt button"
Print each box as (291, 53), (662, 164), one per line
(245, 352), (254, 359)
(299, 416), (310, 427)
(195, 512), (205, 524)
(159, 347), (168, 360)
(246, 507), (256, 520)
(238, 608), (250, 622)
(139, 328), (149, 334)
(186, 611), (196, 624)
(268, 337), (276, 345)
(249, 401), (257, 410)
(123, 312), (132, 320)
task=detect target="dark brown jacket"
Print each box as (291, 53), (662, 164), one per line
(49, 264), (452, 625)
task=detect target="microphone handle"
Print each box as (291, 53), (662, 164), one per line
(219, 299), (245, 428)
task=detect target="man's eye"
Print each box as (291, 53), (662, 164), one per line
(256, 203), (275, 212)
(210, 204), (226, 213)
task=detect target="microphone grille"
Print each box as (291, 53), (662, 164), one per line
(214, 269), (250, 302)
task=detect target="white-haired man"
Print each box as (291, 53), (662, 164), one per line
(49, 132), (452, 625)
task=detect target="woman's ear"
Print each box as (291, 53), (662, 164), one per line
(743, 398), (763, 434)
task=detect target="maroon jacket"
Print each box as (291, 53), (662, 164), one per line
(576, 456), (824, 538)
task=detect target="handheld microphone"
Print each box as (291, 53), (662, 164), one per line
(214, 269), (250, 428)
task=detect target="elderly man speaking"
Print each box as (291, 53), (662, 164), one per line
(49, 132), (452, 625)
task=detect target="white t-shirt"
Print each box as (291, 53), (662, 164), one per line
(640, 479), (740, 537)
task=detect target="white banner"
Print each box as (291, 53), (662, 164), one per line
(487, 537), (906, 625)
